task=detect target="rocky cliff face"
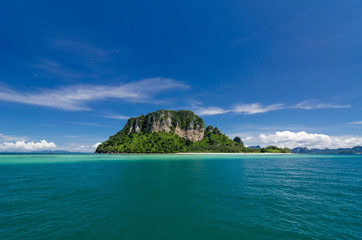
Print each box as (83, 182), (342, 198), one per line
(123, 110), (205, 141)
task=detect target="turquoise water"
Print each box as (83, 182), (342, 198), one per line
(0, 154), (361, 239)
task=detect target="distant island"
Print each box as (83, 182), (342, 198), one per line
(95, 110), (290, 154)
(291, 146), (362, 154)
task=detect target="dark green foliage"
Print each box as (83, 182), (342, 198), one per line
(281, 147), (291, 153)
(257, 146), (290, 153)
(206, 125), (214, 132)
(96, 131), (188, 153)
(233, 136), (244, 146)
(186, 131), (246, 153)
(265, 146), (278, 150)
(263, 146), (291, 153)
(213, 127), (221, 135)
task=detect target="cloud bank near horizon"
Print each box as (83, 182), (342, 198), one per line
(0, 133), (103, 152)
(0, 140), (104, 153)
(0, 140), (57, 152)
(257, 131), (362, 149)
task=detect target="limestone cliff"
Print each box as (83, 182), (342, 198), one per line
(123, 110), (204, 141)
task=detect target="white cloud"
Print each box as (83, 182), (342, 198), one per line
(259, 131), (362, 149)
(0, 132), (102, 153)
(193, 103), (284, 116)
(0, 133), (102, 153)
(349, 121), (362, 125)
(293, 100), (351, 110)
(56, 142), (102, 153)
(194, 106), (230, 116)
(93, 142), (102, 148)
(191, 100), (350, 116)
(0, 140), (56, 152)
(232, 103), (285, 114)
(0, 78), (189, 111)
(103, 114), (130, 120)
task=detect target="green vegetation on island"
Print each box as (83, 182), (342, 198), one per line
(95, 110), (290, 154)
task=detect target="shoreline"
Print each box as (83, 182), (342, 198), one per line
(94, 152), (293, 155)
(175, 152), (293, 155)
(1, 152), (293, 155)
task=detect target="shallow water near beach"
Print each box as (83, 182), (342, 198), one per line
(1, 153), (361, 239)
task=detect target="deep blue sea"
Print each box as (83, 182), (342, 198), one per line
(0, 154), (361, 240)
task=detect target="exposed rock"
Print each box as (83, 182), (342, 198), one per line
(123, 110), (205, 141)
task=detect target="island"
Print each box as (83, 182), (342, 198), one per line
(291, 146), (362, 154)
(95, 110), (290, 153)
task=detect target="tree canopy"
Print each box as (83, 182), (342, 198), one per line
(233, 136), (244, 146)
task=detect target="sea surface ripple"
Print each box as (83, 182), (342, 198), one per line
(0, 154), (361, 239)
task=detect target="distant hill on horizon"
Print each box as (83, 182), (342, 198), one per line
(291, 146), (362, 154)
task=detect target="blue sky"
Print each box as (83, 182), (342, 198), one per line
(1, 0), (362, 152)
